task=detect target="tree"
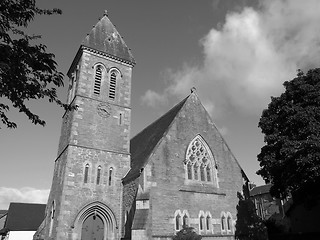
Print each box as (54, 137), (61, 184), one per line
(257, 68), (320, 202)
(172, 225), (202, 240)
(235, 191), (267, 240)
(0, 0), (73, 129)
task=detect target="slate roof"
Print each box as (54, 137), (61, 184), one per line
(250, 184), (272, 197)
(2, 203), (46, 231)
(123, 96), (189, 182)
(82, 11), (135, 65)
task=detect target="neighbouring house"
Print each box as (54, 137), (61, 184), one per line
(0, 203), (45, 240)
(249, 184), (284, 220)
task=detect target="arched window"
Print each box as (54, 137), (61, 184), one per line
(94, 65), (103, 95)
(108, 167), (113, 186)
(199, 215), (204, 230)
(175, 214), (181, 231)
(183, 214), (188, 227)
(84, 164), (89, 183)
(49, 201), (55, 236)
(96, 165), (102, 185)
(206, 215), (211, 231)
(185, 135), (218, 186)
(221, 214), (226, 232)
(109, 70), (119, 100)
(227, 214), (232, 231)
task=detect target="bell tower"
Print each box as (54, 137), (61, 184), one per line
(37, 11), (135, 240)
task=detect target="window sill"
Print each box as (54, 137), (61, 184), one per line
(179, 185), (226, 195)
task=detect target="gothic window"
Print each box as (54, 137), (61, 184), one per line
(96, 165), (102, 185)
(185, 135), (218, 185)
(206, 215), (211, 231)
(175, 214), (181, 230)
(84, 164), (89, 183)
(108, 167), (113, 186)
(221, 214), (226, 232)
(109, 70), (118, 100)
(94, 65), (103, 95)
(183, 214), (188, 227)
(227, 213), (232, 231)
(199, 215), (204, 230)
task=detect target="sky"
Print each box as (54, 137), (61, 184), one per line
(1, 0), (320, 209)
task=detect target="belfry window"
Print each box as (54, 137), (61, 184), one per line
(96, 165), (102, 185)
(184, 135), (218, 185)
(109, 70), (117, 100)
(94, 65), (103, 95)
(84, 164), (89, 183)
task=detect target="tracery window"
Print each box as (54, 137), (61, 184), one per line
(184, 135), (218, 185)
(94, 65), (103, 95)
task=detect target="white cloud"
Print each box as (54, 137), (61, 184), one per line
(143, 0), (320, 117)
(0, 187), (49, 209)
(140, 89), (168, 107)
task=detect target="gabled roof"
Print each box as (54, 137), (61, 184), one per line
(250, 184), (272, 197)
(3, 203), (46, 231)
(81, 11), (135, 65)
(123, 96), (189, 182)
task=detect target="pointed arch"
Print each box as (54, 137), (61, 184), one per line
(93, 64), (104, 95)
(73, 201), (117, 240)
(84, 163), (90, 184)
(96, 165), (102, 185)
(184, 135), (218, 186)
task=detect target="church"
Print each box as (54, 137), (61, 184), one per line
(34, 11), (249, 240)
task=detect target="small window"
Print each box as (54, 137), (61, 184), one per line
(183, 214), (188, 227)
(200, 215), (204, 230)
(49, 201), (55, 236)
(227, 216), (232, 231)
(108, 167), (113, 186)
(175, 214), (181, 230)
(94, 66), (102, 95)
(221, 215), (226, 231)
(84, 164), (89, 183)
(206, 215), (211, 231)
(96, 165), (102, 185)
(109, 71), (117, 100)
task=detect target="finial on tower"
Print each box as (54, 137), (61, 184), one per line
(104, 10), (108, 16)
(191, 87), (196, 93)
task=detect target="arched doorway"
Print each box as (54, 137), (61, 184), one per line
(81, 214), (104, 240)
(73, 202), (117, 240)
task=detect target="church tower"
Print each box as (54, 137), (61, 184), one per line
(37, 11), (135, 240)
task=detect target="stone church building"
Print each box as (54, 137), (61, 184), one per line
(34, 11), (248, 240)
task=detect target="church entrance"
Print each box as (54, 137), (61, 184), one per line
(81, 214), (104, 240)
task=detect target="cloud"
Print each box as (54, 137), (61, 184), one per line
(143, 0), (320, 117)
(0, 187), (49, 209)
(140, 89), (168, 107)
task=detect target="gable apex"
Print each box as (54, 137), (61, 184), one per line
(81, 12), (135, 65)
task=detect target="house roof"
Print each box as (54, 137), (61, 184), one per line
(250, 184), (272, 196)
(3, 203), (46, 231)
(123, 95), (189, 182)
(81, 11), (135, 66)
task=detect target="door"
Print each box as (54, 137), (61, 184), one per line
(81, 214), (104, 240)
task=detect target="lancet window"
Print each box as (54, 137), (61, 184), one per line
(84, 164), (90, 184)
(184, 135), (218, 186)
(96, 165), (102, 185)
(109, 69), (120, 100)
(93, 65), (103, 95)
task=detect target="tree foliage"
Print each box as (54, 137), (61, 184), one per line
(172, 225), (202, 240)
(235, 191), (267, 240)
(257, 68), (320, 201)
(0, 0), (73, 129)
